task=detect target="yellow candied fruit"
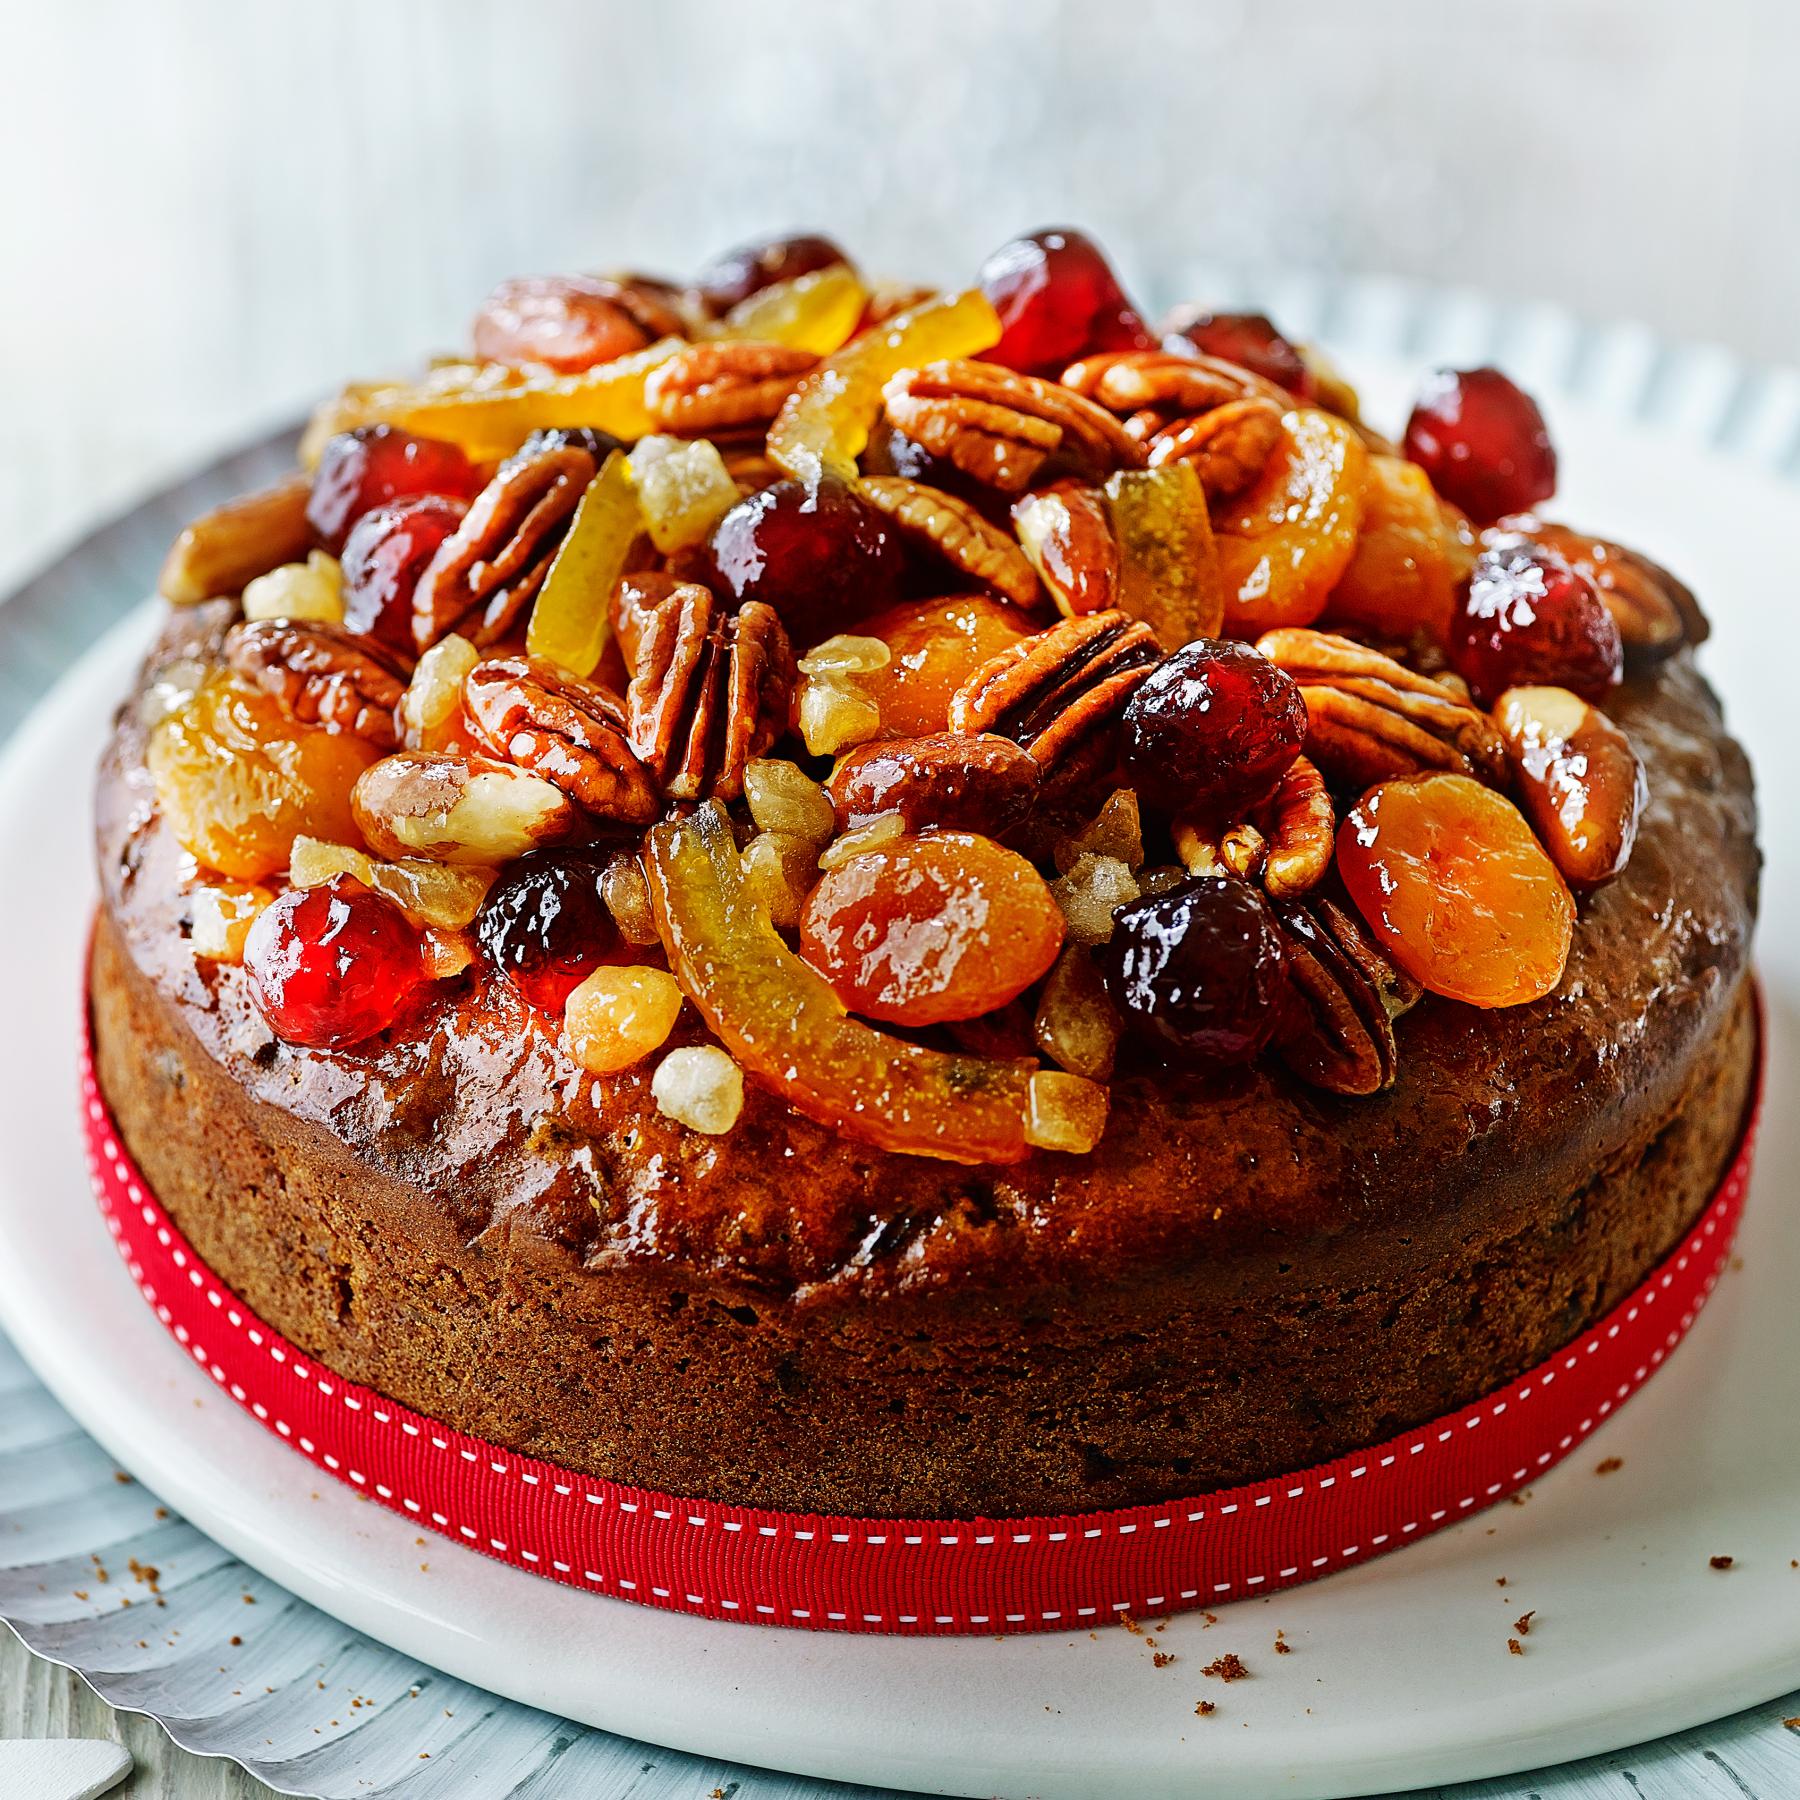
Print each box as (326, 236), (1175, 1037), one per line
(743, 758), (836, 846)
(288, 835), (496, 930)
(1024, 1069), (1110, 1155)
(1048, 853), (1141, 945)
(566, 966), (685, 1075)
(709, 263), (868, 355)
(189, 882), (274, 963)
(399, 634), (480, 751)
(525, 450), (641, 679)
(651, 1044), (746, 1135)
(797, 673), (882, 757)
(600, 850), (660, 946)
(241, 551), (344, 625)
(628, 435), (742, 554)
(740, 830), (819, 928)
(1034, 946), (1123, 1082)
(816, 811), (905, 872)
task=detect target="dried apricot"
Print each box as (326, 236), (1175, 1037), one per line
(1336, 773), (1573, 1008)
(1323, 453), (1475, 645)
(799, 831), (1064, 1026)
(1213, 409), (1367, 634)
(858, 594), (1033, 736)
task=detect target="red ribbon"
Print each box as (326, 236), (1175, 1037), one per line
(80, 1022), (1760, 1636)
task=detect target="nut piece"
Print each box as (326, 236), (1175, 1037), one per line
(1259, 757), (1334, 899)
(826, 732), (1041, 835)
(1275, 894), (1417, 1096)
(1061, 348), (1271, 414)
(159, 474), (314, 605)
(652, 1044), (746, 1135)
(352, 750), (583, 865)
(1011, 484), (1121, 617)
(1494, 685), (1647, 888)
(1173, 817), (1267, 882)
(224, 619), (410, 749)
(642, 340), (818, 436)
(949, 609), (1162, 776)
(882, 359), (1145, 494)
(626, 587), (796, 802)
(1513, 519), (1708, 666)
(1146, 396), (1288, 499)
(464, 656), (659, 823)
(1257, 627), (1507, 789)
(857, 475), (1041, 607)
(412, 444), (597, 652)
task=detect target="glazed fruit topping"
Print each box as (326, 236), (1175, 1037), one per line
(244, 873), (427, 1049)
(306, 426), (480, 554)
(1164, 310), (1312, 397)
(1121, 639), (1308, 819)
(340, 495), (467, 650)
(826, 732), (1040, 835)
(473, 274), (656, 373)
(856, 595), (1032, 737)
(978, 228), (1153, 375)
(1103, 875), (1291, 1064)
(799, 830), (1065, 1025)
(476, 849), (625, 1012)
(1335, 773), (1573, 1008)
(693, 232), (851, 315)
(1403, 367), (1557, 524)
(1450, 535), (1623, 706)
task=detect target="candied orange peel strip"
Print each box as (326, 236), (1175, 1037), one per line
(708, 263), (869, 355)
(767, 288), (1002, 487)
(525, 451), (641, 677)
(646, 801), (1059, 1164)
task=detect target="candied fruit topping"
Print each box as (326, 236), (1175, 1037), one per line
(1450, 535), (1622, 706)
(1102, 462), (1225, 646)
(565, 965), (684, 1074)
(189, 882), (273, 963)
(857, 594), (1033, 737)
(1322, 453), (1475, 647)
(798, 831), (1064, 1026)
(1103, 875), (1291, 1064)
(306, 426), (480, 554)
(341, 496), (467, 650)
(694, 233), (851, 315)
(473, 274), (655, 373)
(1121, 639), (1308, 820)
(244, 874), (427, 1049)
(1336, 773), (1573, 1008)
(628, 435), (741, 555)
(476, 848), (626, 1012)
(1165, 310), (1312, 396)
(1403, 367), (1557, 524)
(242, 551), (344, 626)
(652, 1044), (747, 1135)
(710, 262), (868, 355)
(978, 228), (1153, 375)
(525, 451), (641, 679)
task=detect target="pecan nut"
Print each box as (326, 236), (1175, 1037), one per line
(1275, 889), (1422, 1095)
(857, 475), (1040, 608)
(224, 619), (410, 749)
(826, 731), (1041, 834)
(159, 474), (314, 605)
(948, 609), (1160, 772)
(1011, 483), (1121, 617)
(1061, 349), (1271, 415)
(882, 360), (1145, 494)
(411, 444), (597, 652)
(352, 750), (585, 865)
(1259, 756), (1334, 899)
(626, 588), (795, 802)
(463, 656), (658, 823)
(642, 340), (819, 437)
(1510, 519), (1708, 666)
(1257, 628), (1507, 789)
(1146, 396), (1287, 499)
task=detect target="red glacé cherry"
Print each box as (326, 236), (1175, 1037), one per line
(693, 233), (849, 314)
(1403, 368), (1557, 523)
(306, 426), (482, 554)
(1450, 536), (1623, 705)
(340, 495), (467, 650)
(706, 476), (904, 645)
(1165, 310), (1312, 397)
(978, 228), (1154, 375)
(475, 850), (624, 1012)
(244, 875), (426, 1049)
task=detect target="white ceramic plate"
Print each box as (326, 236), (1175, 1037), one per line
(2, 350), (1799, 1800)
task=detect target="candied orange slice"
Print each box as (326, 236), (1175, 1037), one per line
(646, 802), (1052, 1163)
(767, 288), (1002, 487)
(1336, 772), (1573, 1008)
(1322, 453), (1475, 645)
(709, 263), (868, 355)
(525, 451), (641, 677)
(1213, 408), (1367, 634)
(1103, 462), (1224, 645)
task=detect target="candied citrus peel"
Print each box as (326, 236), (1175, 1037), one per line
(767, 287), (1002, 487)
(525, 450), (641, 677)
(708, 263), (868, 355)
(1102, 462), (1224, 646)
(647, 801), (1098, 1164)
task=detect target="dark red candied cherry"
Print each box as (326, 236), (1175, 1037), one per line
(472, 274), (658, 373)
(1102, 875), (1291, 1065)
(1403, 367), (1557, 523)
(977, 227), (1154, 375)
(244, 874), (426, 1050)
(500, 425), (628, 474)
(693, 232), (851, 315)
(1164, 308), (1313, 397)
(475, 849), (626, 1013)
(340, 495), (468, 651)
(306, 425), (482, 554)
(705, 476), (904, 647)
(1120, 639), (1309, 819)
(1450, 535), (1623, 705)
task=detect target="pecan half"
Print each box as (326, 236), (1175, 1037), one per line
(1508, 518), (1708, 666)
(411, 445), (597, 652)
(626, 588), (795, 802)
(159, 474), (313, 605)
(1011, 483), (1120, 616)
(1259, 756), (1334, 898)
(1146, 397), (1287, 498)
(1257, 628), (1507, 789)
(642, 341), (818, 437)
(948, 609), (1160, 772)
(463, 656), (659, 823)
(1275, 889), (1421, 1095)
(857, 475), (1040, 607)
(1061, 349), (1271, 414)
(882, 360), (1145, 494)
(224, 619), (409, 748)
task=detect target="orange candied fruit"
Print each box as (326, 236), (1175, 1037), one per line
(799, 831), (1065, 1026)
(1335, 772), (1573, 1008)
(857, 594), (1034, 737)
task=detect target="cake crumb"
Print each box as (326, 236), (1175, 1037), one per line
(1494, 1576), (1507, 1587)
(1514, 1611), (1535, 1636)
(1202, 1610), (1218, 1627)
(1195, 1700), (1216, 1716)
(229, 1635), (242, 1647)
(1782, 1717), (1800, 1730)
(1119, 1613), (1142, 1636)
(1710, 1555), (1735, 1570)
(1595, 1456), (1624, 1475)
(1152, 1651), (1176, 1669)
(1508, 1638), (1524, 1656)
(1273, 1630), (1291, 1655)
(1201, 1653), (1249, 1682)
